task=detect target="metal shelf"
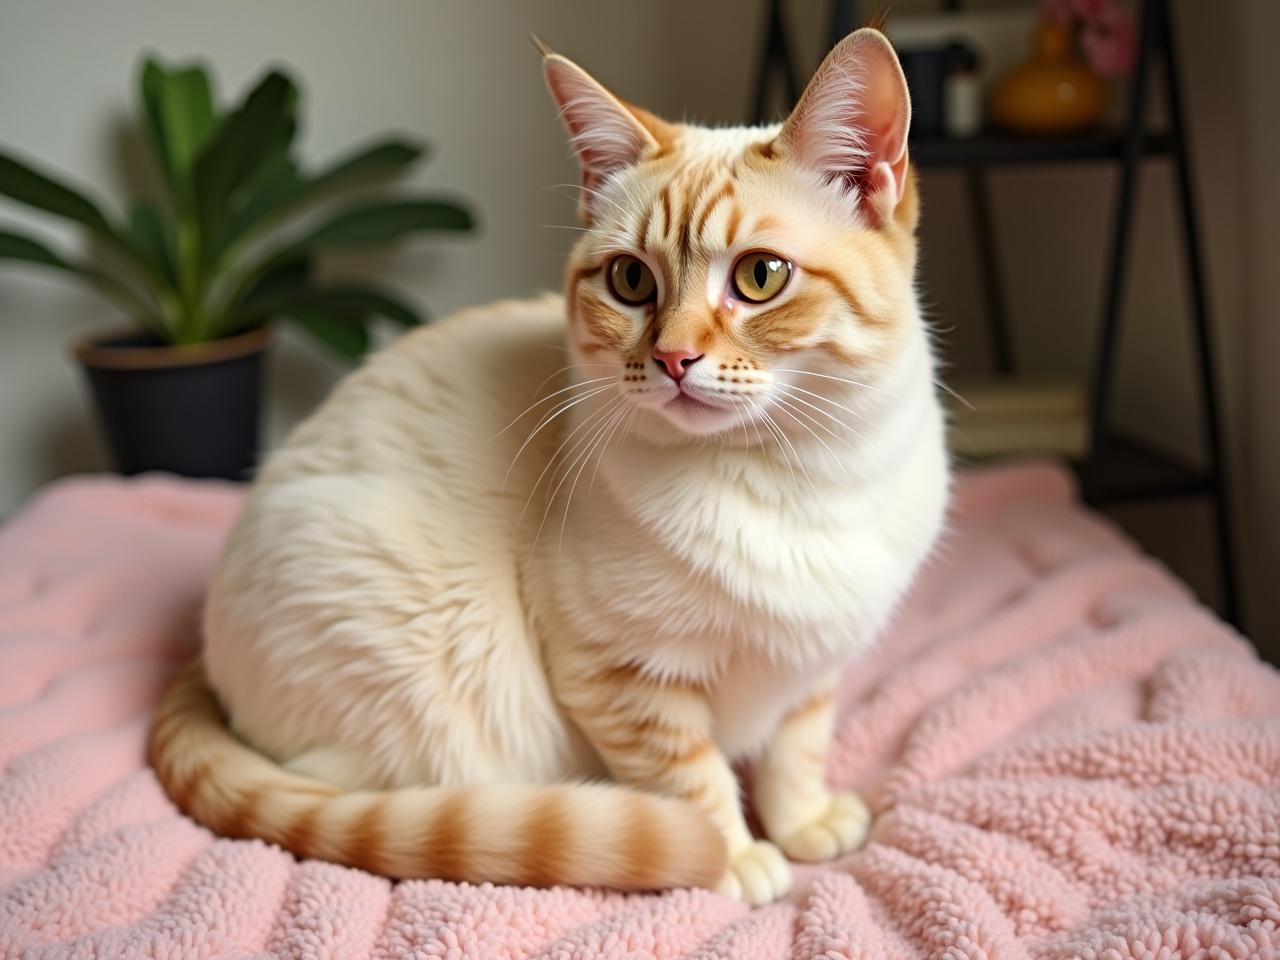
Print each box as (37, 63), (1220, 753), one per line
(912, 130), (1176, 168)
(1077, 434), (1213, 504)
(754, 0), (1241, 626)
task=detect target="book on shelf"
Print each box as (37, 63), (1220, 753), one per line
(945, 378), (1089, 460)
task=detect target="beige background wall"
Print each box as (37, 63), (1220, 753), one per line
(0, 1), (1275, 641)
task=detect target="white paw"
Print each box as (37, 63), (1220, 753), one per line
(715, 839), (792, 906)
(778, 792), (871, 862)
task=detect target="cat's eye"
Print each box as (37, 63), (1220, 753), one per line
(607, 255), (657, 305)
(732, 252), (791, 303)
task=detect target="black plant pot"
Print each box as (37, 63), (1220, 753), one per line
(72, 327), (270, 481)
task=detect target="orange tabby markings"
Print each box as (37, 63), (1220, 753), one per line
(520, 791), (573, 887)
(693, 180), (734, 240)
(149, 27), (944, 908)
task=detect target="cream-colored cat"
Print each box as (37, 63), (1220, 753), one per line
(151, 28), (948, 906)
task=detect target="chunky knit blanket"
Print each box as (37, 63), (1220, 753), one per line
(1, 463), (1277, 959)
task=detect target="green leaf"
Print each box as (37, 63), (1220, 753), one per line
(163, 66), (217, 180)
(125, 201), (176, 283)
(309, 139), (424, 192)
(193, 69), (297, 261)
(140, 60), (172, 184)
(242, 252), (311, 302)
(0, 226), (168, 335)
(0, 149), (112, 233)
(287, 308), (370, 359)
(300, 199), (472, 249)
(319, 286), (420, 327)
(139, 58), (218, 200)
(0, 147), (179, 305)
(210, 253), (309, 338)
(216, 198), (467, 326)
(0, 227), (77, 271)
(245, 284), (421, 327)
(217, 155), (304, 252)
(217, 137), (424, 254)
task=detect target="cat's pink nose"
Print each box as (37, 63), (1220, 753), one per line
(652, 348), (704, 381)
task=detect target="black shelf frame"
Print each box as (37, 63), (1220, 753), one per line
(911, 129), (1175, 167)
(752, 0), (1241, 625)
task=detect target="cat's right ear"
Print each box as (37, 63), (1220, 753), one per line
(774, 28), (912, 226)
(539, 42), (665, 223)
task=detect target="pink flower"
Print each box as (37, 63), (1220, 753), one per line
(1040, 0), (1136, 77)
(1080, 6), (1136, 77)
(1073, 0), (1109, 20)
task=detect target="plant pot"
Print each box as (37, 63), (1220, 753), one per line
(72, 326), (270, 481)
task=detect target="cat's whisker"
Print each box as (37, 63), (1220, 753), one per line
(933, 377), (975, 412)
(759, 405), (818, 498)
(734, 399), (754, 451)
(559, 399), (633, 554)
(560, 181), (633, 220)
(546, 182), (632, 229)
(772, 369), (888, 397)
(774, 385), (888, 469)
(588, 401), (638, 495)
(747, 403), (773, 466)
(749, 402), (803, 498)
(773, 386), (867, 441)
(503, 382), (616, 494)
(520, 395), (623, 526)
(770, 396), (854, 484)
(521, 392), (627, 533)
(530, 395), (629, 553)
(776, 382), (874, 427)
(771, 393), (857, 452)
(491, 377), (615, 446)
(520, 381), (615, 439)
(527, 351), (619, 386)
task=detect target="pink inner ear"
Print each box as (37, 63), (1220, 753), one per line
(778, 30), (911, 215)
(542, 55), (656, 218)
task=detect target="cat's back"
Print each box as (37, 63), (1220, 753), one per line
(264, 292), (569, 485)
(203, 294), (587, 789)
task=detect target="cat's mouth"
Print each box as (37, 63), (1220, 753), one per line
(665, 391), (721, 414)
(659, 387), (743, 436)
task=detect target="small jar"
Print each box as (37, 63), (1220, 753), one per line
(944, 41), (983, 139)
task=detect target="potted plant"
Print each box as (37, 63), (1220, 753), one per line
(0, 58), (472, 479)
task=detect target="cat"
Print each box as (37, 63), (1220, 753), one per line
(150, 27), (948, 906)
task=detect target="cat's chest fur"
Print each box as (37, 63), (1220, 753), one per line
(537, 372), (947, 759)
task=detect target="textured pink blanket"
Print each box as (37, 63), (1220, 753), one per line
(0, 464), (1277, 959)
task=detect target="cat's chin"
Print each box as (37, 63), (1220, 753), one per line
(655, 392), (743, 436)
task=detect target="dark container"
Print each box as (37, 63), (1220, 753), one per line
(72, 327), (269, 481)
(898, 47), (948, 137)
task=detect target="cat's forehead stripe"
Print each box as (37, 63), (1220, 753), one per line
(692, 180), (734, 244)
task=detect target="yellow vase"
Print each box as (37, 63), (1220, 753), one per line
(992, 23), (1109, 134)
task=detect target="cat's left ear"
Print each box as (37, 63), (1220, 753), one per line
(540, 43), (670, 222)
(775, 28), (911, 225)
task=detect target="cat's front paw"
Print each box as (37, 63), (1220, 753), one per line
(778, 791), (871, 862)
(715, 839), (792, 906)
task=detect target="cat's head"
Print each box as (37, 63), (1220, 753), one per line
(543, 29), (920, 439)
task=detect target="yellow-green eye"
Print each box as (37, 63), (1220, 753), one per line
(607, 255), (657, 305)
(732, 252), (791, 303)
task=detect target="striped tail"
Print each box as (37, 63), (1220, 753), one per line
(149, 660), (726, 890)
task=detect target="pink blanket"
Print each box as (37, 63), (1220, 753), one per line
(1, 463), (1277, 959)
